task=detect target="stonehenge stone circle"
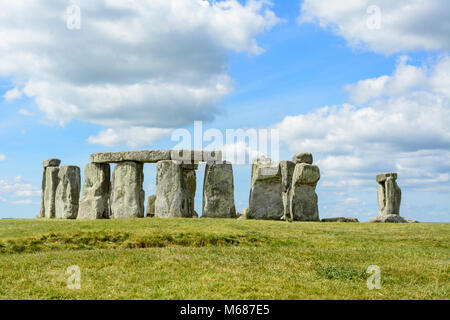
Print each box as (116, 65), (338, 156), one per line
(78, 163), (111, 219)
(42, 166), (60, 218)
(202, 162), (236, 218)
(110, 161), (145, 219)
(248, 158), (284, 220)
(155, 160), (194, 218)
(370, 173), (417, 223)
(289, 163), (320, 221)
(55, 166), (81, 219)
(39, 158), (61, 218)
(146, 195), (156, 217)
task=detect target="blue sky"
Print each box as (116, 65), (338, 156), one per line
(0, 0), (449, 221)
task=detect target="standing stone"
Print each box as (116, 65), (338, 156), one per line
(248, 159), (284, 220)
(146, 195), (156, 217)
(154, 160), (193, 218)
(42, 167), (60, 218)
(110, 162), (145, 219)
(39, 158), (61, 218)
(280, 161), (296, 221)
(78, 163), (110, 219)
(290, 163), (320, 221)
(202, 162), (236, 218)
(183, 168), (197, 218)
(55, 166), (81, 219)
(370, 173), (416, 223)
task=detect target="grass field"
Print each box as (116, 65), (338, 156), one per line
(0, 218), (448, 300)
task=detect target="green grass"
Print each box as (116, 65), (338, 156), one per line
(0, 218), (448, 300)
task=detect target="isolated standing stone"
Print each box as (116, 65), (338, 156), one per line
(370, 173), (416, 223)
(110, 162), (145, 219)
(248, 159), (284, 220)
(146, 195), (156, 217)
(290, 163), (320, 221)
(202, 162), (236, 218)
(42, 167), (60, 218)
(154, 160), (193, 218)
(55, 166), (81, 219)
(78, 163), (110, 219)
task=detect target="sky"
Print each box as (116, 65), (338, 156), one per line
(0, 0), (449, 222)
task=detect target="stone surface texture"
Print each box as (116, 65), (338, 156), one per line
(42, 167), (60, 218)
(43, 158), (61, 168)
(202, 162), (236, 218)
(146, 195), (156, 218)
(289, 163), (320, 221)
(292, 153), (313, 165)
(110, 162), (145, 219)
(91, 150), (171, 164)
(78, 163), (110, 219)
(321, 217), (359, 222)
(55, 166), (81, 219)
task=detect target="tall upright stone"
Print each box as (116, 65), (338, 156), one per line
(146, 195), (156, 217)
(290, 163), (320, 221)
(78, 163), (111, 219)
(42, 167), (60, 218)
(202, 162), (236, 218)
(280, 160), (296, 220)
(39, 159), (61, 218)
(248, 158), (284, 220)
(55, 165), (81, 219)
(110, 161), (145, 219)
(370, 173), (416, 223)
(154, 160), (195, 218)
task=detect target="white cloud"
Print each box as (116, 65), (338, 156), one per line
(299, 0), (450, 54)
(0, 177), (41, 199)
(18, 109), (33, 117)
(0, 0), (280, 131)
(0, 154), (5, 161)
(3, 87), (22, 102)
(88, 127), (173, 148)
(273, 56), (450, 192)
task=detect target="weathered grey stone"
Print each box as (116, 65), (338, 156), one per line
(289, 163), (320, 221)
(38, 169), (46, 218)
(170, 150), (223, 164)
(146, 195), (156, 218)
(43, 158), (61, 168)
(78, 163), (110, 219)
(55, 166), (81, 219)
(370, 173), (414, 223)
(42, 167), (59, 218)
(321, 217), (359, 223)
(280, 161), (296, 221)
(238, 208), (249, 220)
(154, 160), (193, 218)
(193, 210), (199, 218)
(110, 162), (145, 219)
(376, 172), (398, 183)
(248, 160), (284, 220)
(369, 214), (418, 223)
(292, 153), (313, 165)
(184, 169), (197, 217)
(91, 150), (171, 164)
(202, 162), (236, 218)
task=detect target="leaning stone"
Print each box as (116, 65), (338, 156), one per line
(43, 158), (61, 168)
(55, 166), (81, 219)
(202, 162), (236, 218)
(43, 167), (60, 218)
(155, 160), (193, 218)
(78, 163), (110, 219)
(292, 153), (313, 165)
(146, 195), (156, 218)
(110, 162), (145, 218)
(91, 150), (171, 164)
(321, 217), (359, 223)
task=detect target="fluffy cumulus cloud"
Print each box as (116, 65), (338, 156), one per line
(0, 0), (281, 146)
(299, 0), (450, 54)
(273, 56), (450, 192)
(0, 176), (40, 205)
(88, 127), (173, 148)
